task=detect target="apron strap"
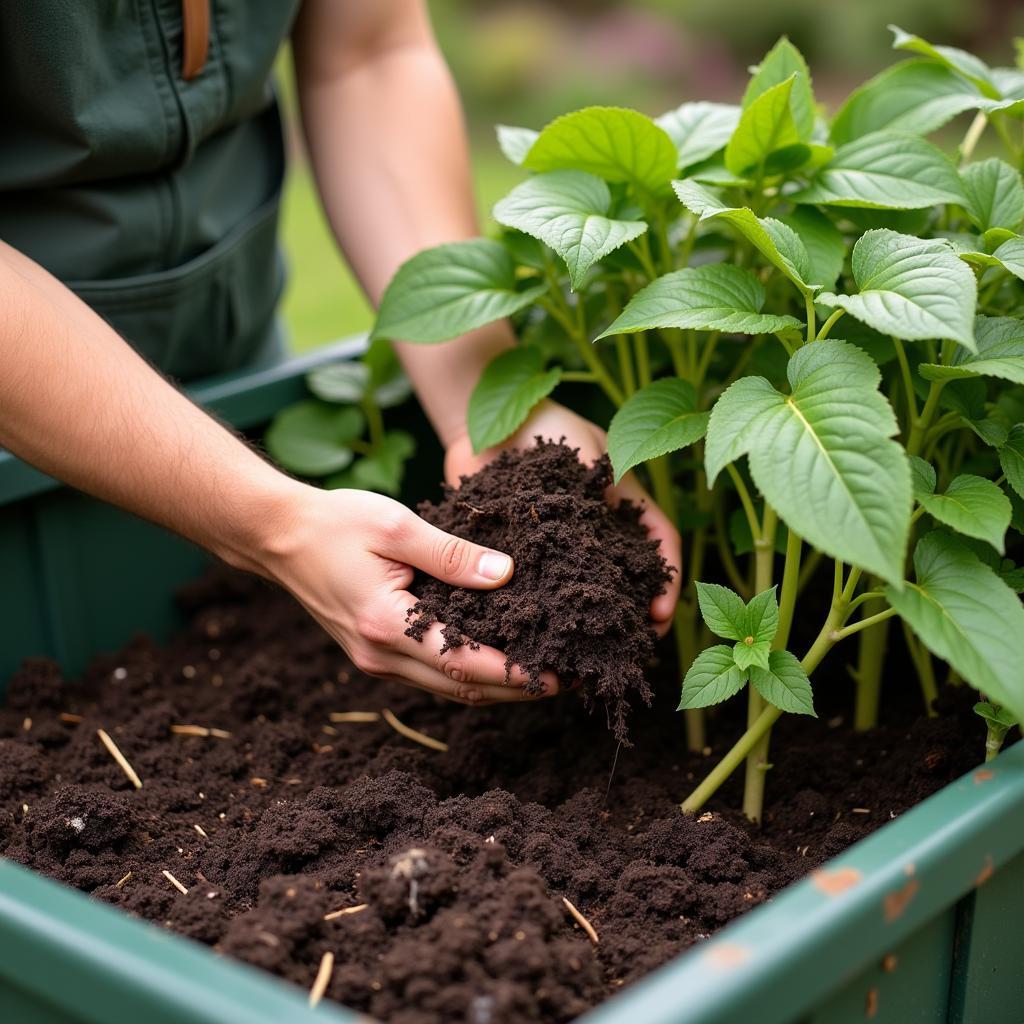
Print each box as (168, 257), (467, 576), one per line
(181, 0), (210, 81)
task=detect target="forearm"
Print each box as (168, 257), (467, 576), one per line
(293, 4), (513, 446)
(0, 242), (299, 574)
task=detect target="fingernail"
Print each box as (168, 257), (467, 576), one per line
(478, 552), (512, 581)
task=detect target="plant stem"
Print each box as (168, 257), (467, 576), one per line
(892, 338), (918, 437)
(774, 528), (802, 652)
(852, 596), (890, 731)
(615, 336), (637, 396)
(959, 111), (988, 166)
(682, 593), (845, 814)
(804, 291), (816, 345)
(985, 722), (1010, 762)
(712, 489), (750, 598)
(664, 329), (689, 379)
(726, 464), (761, 545)
(816, 308), (845, 340)
(363, 400), (385, 450)
(902, 619), (938, 716)
(906, 379), (946, 457)
(636, 331), (652, 387)
(694, 332), (722, 390)
(560, 371), (599, 383)
(833, 606), (897, 641)
(541, 296), (625, 407)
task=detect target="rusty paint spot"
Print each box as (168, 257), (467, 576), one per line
(705, 943), (750, 970)
(812, 866), (862, 895)
(976, 855), (994, 887)
(866, 987), (879, 1018)
(973, 769), (995, 784)
(883, 879), (919, 922)
(881, 954), (898, 973)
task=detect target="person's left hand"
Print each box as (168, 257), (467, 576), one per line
(444, 399), (682, 637)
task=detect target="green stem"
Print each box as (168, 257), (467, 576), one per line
(804, 291), (816, 345)
(653, 209), (675, 273)
(540, 296), (625, 407)
(833, 606), (897, 641)
(560, 371), (599, 383)
(816, 308), (845, 341)
(712, 490), (751, 598)
(664, 329), (689, 379)
(985, 722), (1010, 762)
(363, 400), (385, 449)
(694, 332), (722, 390)
(907, 380), (946, 457)
(852, 596), (890, 732)
(615, 336), (637, 396)
(892, 338), (919, 437)
(774, 528), (802, 652)
(631, 236), (659, 280)
(902, 619), (939, 717)
(959, 111), (988, 167)
(636, 332), (652, 387)
(727, 464), (762, 545)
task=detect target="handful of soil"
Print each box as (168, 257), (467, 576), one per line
(405, 440), (672, 739)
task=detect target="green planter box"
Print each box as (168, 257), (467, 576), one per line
(1, 343), (1021, 1024)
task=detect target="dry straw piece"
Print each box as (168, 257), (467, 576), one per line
(323, 903), (368, 921)
(308, 950), (335, 1008)
(562, 896), (599, 944)
(115, 872), (132, 888)
(162, 870), (189, 895)
(380, 708), (448, 752)
(96, 729), (142, 789)
(170, 724), (232, 738)
(59, 712), (83, 724)
(328, 711), (381, 723)
(193, 824), (209, 839)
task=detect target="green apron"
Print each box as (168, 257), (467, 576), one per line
(0, 1), (302, 381)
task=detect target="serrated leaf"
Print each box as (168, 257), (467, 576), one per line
(744, 586), (780, 645)
(496, 124), (539, 165)
(919, 315), (1024, 383)
(988, 237), (1024, 282)
(725, 75), (809, 177)
(598, 264), (802, 340)
(265, 402), (363, 477)
(830, 60), (1009, 146)
(909, 455), (937, 498)
(791, 131), (965, 210)
(705, 342), (910, 585)
(672, 179), (813, 290)
(655, 101), (741, 168)
(960, 159), (1024, 232)
(493, 170), (646, 290)
(890, 25), (1000, 99)
(373, 239), (547, 344)
(749, 651), (816, 715)
(1000, 425), (1024, 500)
(307, 363), (370, 404)
(523, 106), (678, 196)
(467, 347), (562, 454)
(678, 645), (747, 709)
(695, 582), (748, 641)
(818, 230), (977, 350)
(885, 532), (1024, 724)
(734, 639), (771, 671)
(743, 37), (816, 140)
(606, 379), (709, 482)
(919, 474), (1011, 553)
(779, 207), (846, 291)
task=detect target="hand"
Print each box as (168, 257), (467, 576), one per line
(444, 400), (682, 637)
(260, 484), (559, 704)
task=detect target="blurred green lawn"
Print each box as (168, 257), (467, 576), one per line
(279, 148), (522, 353)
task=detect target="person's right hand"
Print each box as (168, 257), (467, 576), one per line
(258, 484), (559, 705)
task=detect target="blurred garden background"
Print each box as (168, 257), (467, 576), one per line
(279, 0), (1024, 352)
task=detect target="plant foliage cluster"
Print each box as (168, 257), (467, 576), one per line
(272, 27), (1024, 819)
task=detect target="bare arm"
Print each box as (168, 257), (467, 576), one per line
(0, 241), (552, 704)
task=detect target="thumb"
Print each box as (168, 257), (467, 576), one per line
(378, 508), (514, 589)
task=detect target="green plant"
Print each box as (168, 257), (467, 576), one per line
(266, 339), (416, 497)
(328, 27), (1024, 821)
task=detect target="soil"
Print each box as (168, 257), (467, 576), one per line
(406, 440), (672, 741)
(0, 563), (986, 1023)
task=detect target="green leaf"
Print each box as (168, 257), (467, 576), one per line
(496, 124), (539, 165)
(988, 237), (1024, 282)
(744, 586), (780, 645)
(373, 239), (547, 344)
(1000, 424), (1024, 500)
(919, 474), (1012, 553)
(830, 60), (1008, 146)
(655, 101), (740, 168)
(695, 582), (748, 641)
(523, 106), (678, 195)
(749, 651), (816, 715)
(889, 25), (1000, 99)
(606, 379), (709, 482)
(493, 170), (647, 289)
(791, 131), (965, 210)
(919, 315), (1024, 383)
(974, 701), (1018, 730)
(265, 402), (363, 477)
(672, 179), (814, 290)
(779, 208), (846, 292)
(909, 455), (937, 498)
(743, 37), (816, 140)
(467, 347), (561, 454)
(734, 639), (771, 671)
(327, 431), (416, 497)
(307, 363), (369, 404)
(725, 75), (808, 177)
(705, 342), (911, 585)
(678, 645), (747, 709)
(960, 159), (1024, 233)
(599, 264), (802, 340)
(818, 230), (977, 351)
(885, 532), (1024, 724)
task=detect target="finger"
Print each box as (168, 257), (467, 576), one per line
(612, 472), (683, 634)
(375, 505), (513, 589)
(384, 653), (554, 705)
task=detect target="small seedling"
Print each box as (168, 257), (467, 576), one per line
(974, 701), (1018, 762)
